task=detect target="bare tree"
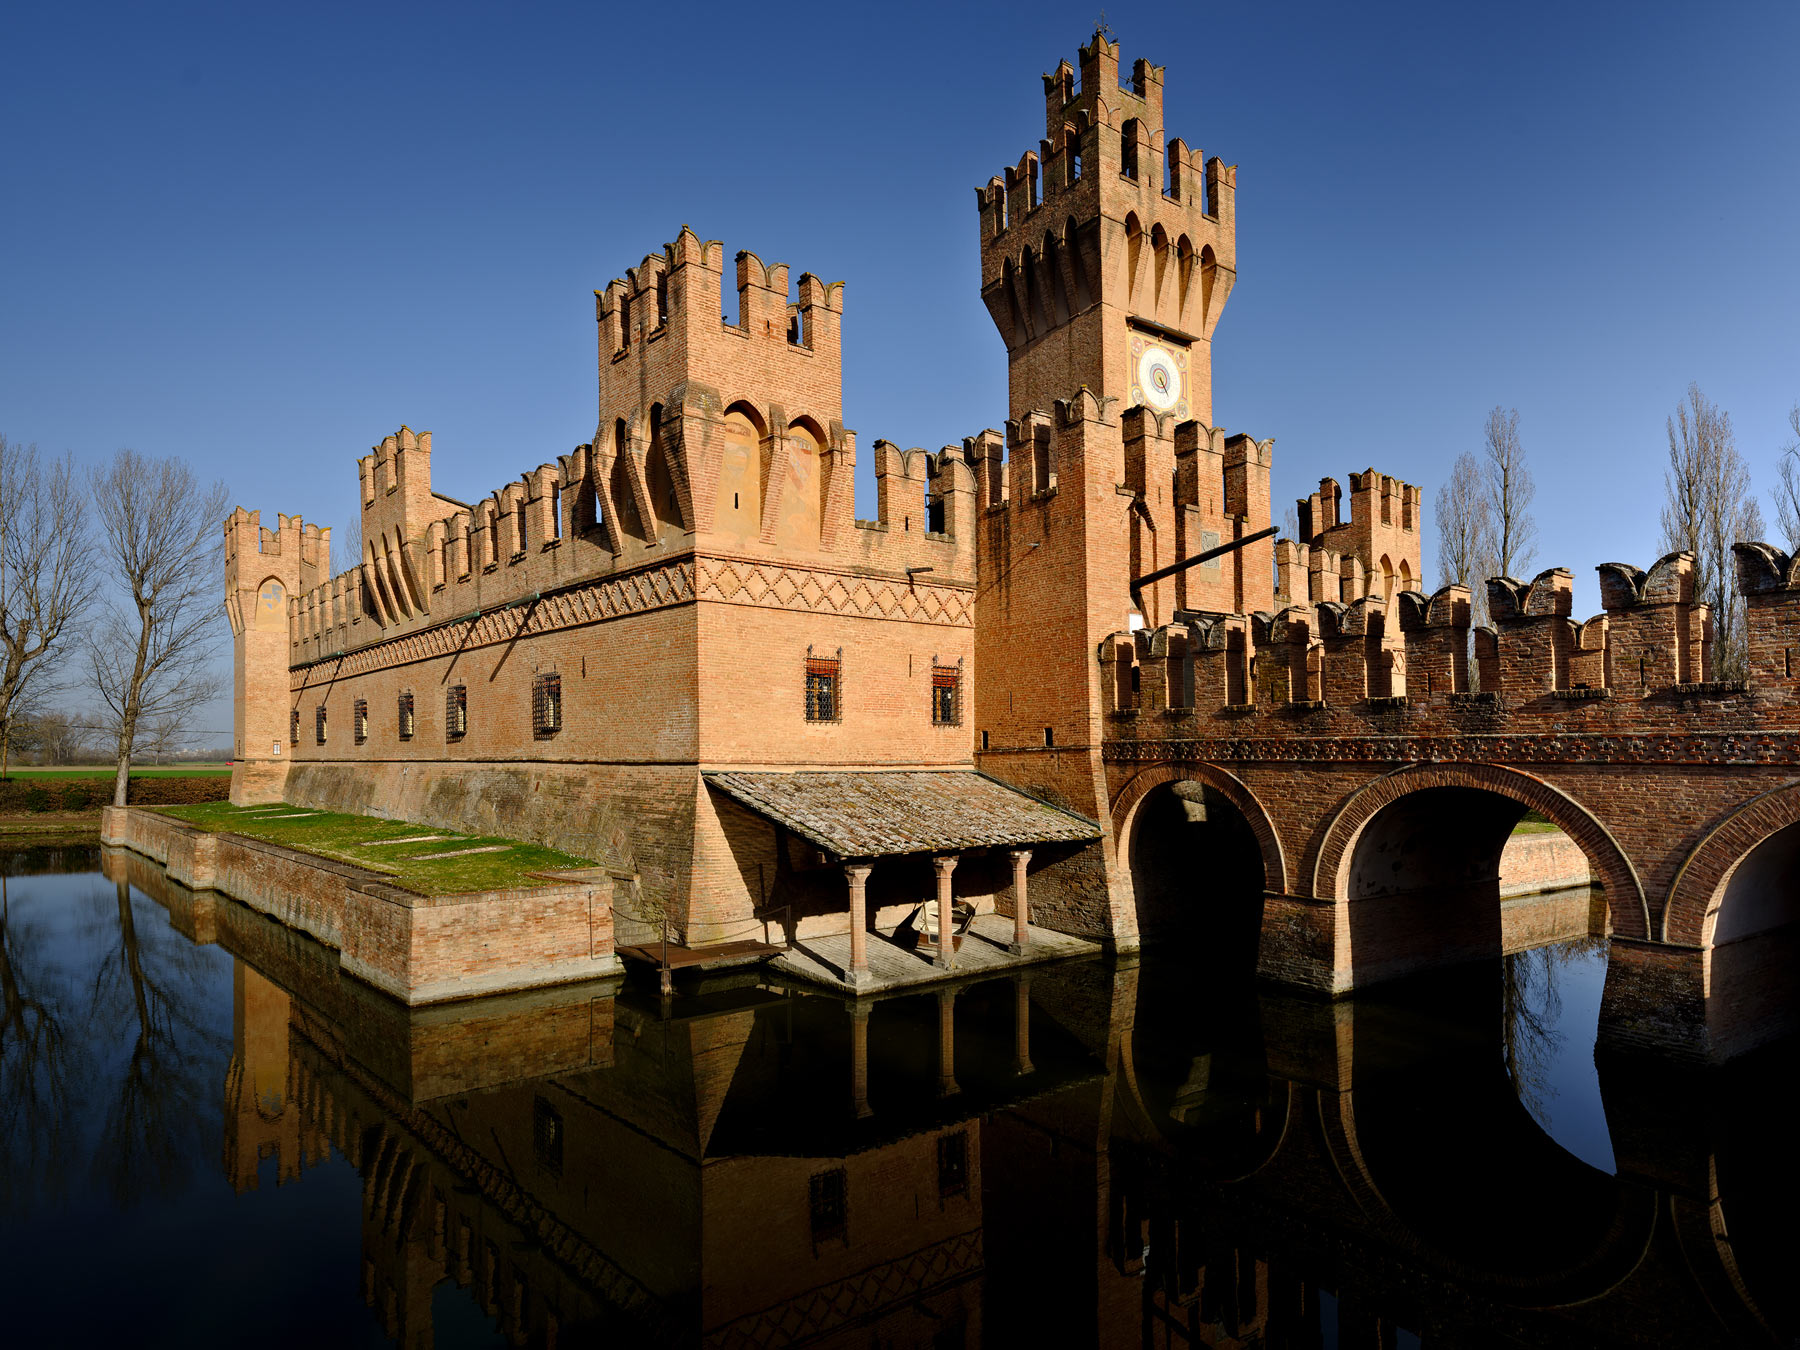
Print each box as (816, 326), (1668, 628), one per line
(0, 436), (96, 779)
(138, 715), (186, 765)
(1481, 407), (1537, 580)
(89, 450), (230, 807)
(1435, 450), (1495, 628)
(1772, 405), (1800, 554)
(332, 510), (363, 578)
(1660, 384), (1765, 682)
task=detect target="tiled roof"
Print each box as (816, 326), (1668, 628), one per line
(703, 770), (1101, 859)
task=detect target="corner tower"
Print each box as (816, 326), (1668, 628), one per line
(976, 30), (1237, 425)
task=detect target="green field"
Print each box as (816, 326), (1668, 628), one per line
(2, 765), (233, 779)
(154, 801), (597, 895)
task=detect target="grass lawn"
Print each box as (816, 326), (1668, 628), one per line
(154, 801), (597, 895)
(4, 765), (233, 778)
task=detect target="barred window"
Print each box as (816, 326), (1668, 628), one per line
(532, 672), (562, 737)
(937, 1130), (969, 1199)
(353, 698), (368, 745)
(445, 685), (468, 740)
(804, 652), (841, 723)
(290, 709), (300, 746)
(397, 691), (415, 741)
(809, 1168), (847, 1243)
(315, 705), (327, 745)
(931, 663), (962, 726)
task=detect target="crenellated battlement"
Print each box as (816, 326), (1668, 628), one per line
(1282, 469), (1423, 610)
(1099, 546), (1800, 732)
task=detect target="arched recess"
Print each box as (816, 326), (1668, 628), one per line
(715, 402), (764, 541)
(1150, 223), (1170, 314)
(1112, 762), (1289, 896)
(1311, 762), (1647, 939)
(1124, 212), (1143, 300)
(643, 402), (684, 542)
(252, 576), (287, 631)
(1663, 781), (1800, 1060)
(1663, 780), (1800, 944)
(774, 417), (825, 548)
(1064, 216), (1093, 311)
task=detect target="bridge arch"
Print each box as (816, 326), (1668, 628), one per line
(1112, 763), (1286, 954)
(1663, 779), (1800, 945)
(1111, 763), (1287, 891)
(1312, 761), (1649, 939)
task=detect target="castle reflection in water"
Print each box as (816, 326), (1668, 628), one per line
(3, 843), (1797, 1349)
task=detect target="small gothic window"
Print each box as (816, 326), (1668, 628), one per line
(937, 1131), (969, 1199)
(353, 698), (368, 745)
(809, 1168), (847, 1244)
(805, 652), (841, 723)
(290, 708), (300, 746)
(932, 663), (962, 726)
(445, 685), (468, 740)
(533, 672), (562, 737)
(397, 691), (415, 741)
(315, 705), (327, 745)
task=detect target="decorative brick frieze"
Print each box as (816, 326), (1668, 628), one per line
(1101, 731), (1800, 767)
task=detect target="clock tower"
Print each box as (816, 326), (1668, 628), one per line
(976, 29), (1237, 429)
(970, 31), (1269, 951)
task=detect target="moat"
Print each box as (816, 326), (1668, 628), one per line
(2, 842), (1795, 1348)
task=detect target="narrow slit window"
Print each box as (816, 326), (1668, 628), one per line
(533, 672), (562, 737)
(931, 663), (962, 726)
(353, 698), (368, 745)
(445, 685), (468, 740)
(551, 482), (563, 540)
(515, 501), (528, 557)
(397, 691), (415, 741)
(805, 652), (842, 723)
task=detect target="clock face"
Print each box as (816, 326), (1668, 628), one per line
(1130, 336), (1188, 418)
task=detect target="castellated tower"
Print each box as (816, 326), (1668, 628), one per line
(223, 508), (329, 803)
(969, 31), (1268, 945)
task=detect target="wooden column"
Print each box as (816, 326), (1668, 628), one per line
(933, 854), (959, 969)
(1008, 848), (1032, 954)
(844, 862), (874, 989)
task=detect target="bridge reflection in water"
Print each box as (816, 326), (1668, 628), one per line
(4, 845), (1796, 1348)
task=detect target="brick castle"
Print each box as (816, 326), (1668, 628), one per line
(224, 31), (1423, 961)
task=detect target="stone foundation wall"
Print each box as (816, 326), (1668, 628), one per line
(102, 806), (620, 1005)
(1498, 830), (1592, 897)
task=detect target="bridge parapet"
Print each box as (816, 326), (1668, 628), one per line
(1735, 542), (1800, 686)
(1102, 547), (1799, 732)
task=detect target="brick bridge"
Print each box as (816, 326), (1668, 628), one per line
(1090, 545), (1800, 1063)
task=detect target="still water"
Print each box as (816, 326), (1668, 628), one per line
(1, 844), (1794, 1348)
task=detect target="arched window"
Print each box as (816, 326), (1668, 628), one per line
(1124, 214), (1144, 298)
(1121, 119), (1140, 180)
(1064, 124), (1082, 185)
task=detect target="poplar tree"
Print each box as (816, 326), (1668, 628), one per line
(1659, 383), (1764, 682)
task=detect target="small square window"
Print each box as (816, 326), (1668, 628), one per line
(315, 705), (327, 745)
(445, 685), (468, 740)
(931, 664), (961, 726)
(809, 1168), (847, 1244)
(290, 709), (300, 746)
(397, 691), (415, 741)
(533, 672), (562, 737)
(937, 1131), (968, 1199)
(353, 698), (368, 745)
(805, 655), (841, 723)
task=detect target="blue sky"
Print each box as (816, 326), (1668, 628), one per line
(4, 1), (1798, 737)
